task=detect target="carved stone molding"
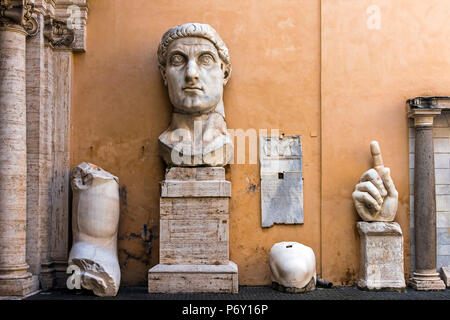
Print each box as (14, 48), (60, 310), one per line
(54, 0), (88, 52)
(44, 15), (74, 48)
(407, 96), (450, 110)
(0, 0), (39, 36)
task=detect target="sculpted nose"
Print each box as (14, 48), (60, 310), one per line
(185, 60), (199, 83)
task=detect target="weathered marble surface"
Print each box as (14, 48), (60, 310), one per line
(260, 135), (303, 227)
(149, 262), (238, 294)
(357, 222), (406, 291)
(0, 1), (89, 297)
(269, 242), (316, 293)
(0, 24), (39, 296)
(68, 162), (120, 297)
(149, 167), (238, 293)
(157, 23), (233, 167)
(441, 267), (450, 287)
(26, 26), (74, 289)
(352, 141), (399, 222)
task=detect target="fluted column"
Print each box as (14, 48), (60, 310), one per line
(0, 0), (39, 296)
(408, 106), (446, 291)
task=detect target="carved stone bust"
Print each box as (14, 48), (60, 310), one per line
(157, 23), (233, 167)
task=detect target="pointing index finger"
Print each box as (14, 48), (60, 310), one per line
(370, 141), (384, 170)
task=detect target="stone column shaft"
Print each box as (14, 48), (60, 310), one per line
(0, 24), (39, 296)
(414, 124), (436, 274)
(0, 26), (28, 273)
(408, 108), (446, 291)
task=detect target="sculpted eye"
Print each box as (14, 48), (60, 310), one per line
(198, 54), (214, 65)
(170, 54), (185, 66)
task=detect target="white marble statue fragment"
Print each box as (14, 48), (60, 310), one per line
(157, 23), (234, 167)
(352, 141), (399, 221)
(67, 162), (121, 296)
(269, 242), (316, 292)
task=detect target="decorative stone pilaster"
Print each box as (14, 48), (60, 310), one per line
(0, 0), (39, 296)
(0, 0), (88, 296)
(408, 98), (446, 291)
(25, 0), (88, 291)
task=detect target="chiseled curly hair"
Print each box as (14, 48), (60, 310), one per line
(157, 23), (232, 83)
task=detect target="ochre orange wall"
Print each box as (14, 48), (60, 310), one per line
(71, 0), (450, 286)
(321, 0), (450, 284)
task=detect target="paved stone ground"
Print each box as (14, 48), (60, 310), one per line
(25, 285), (450, 300)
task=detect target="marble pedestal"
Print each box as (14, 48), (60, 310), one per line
(148, 167), (238, 293)
(356, 222), (406, 291)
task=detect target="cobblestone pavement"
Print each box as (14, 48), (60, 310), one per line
(25, 285), (450, 300)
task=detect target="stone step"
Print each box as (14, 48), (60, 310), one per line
(148, 262), (238, 293)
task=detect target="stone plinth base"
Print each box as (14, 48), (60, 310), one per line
(272, 277), (315, 293)
(356, 222), (406, 291)
(148, 262), (238, 293)
(409, 272), (446, 291)
(357, 279), (406, 292)
(0, 274), (40, 297)
(149, 167), (238, 293)
(39, 265), (56, 290)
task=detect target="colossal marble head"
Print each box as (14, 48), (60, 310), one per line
(157, 23), (234, 167)
(157, 23), (232, 115)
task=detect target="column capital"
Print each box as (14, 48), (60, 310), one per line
(53, 0), (88, 52)
(44, 15), (73, 49)
(407, 109), (441, 127)
(407, 96), (450, 127)
(0, 0), (39, 36)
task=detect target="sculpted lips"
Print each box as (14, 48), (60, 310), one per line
(182, 86), (203, 93)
